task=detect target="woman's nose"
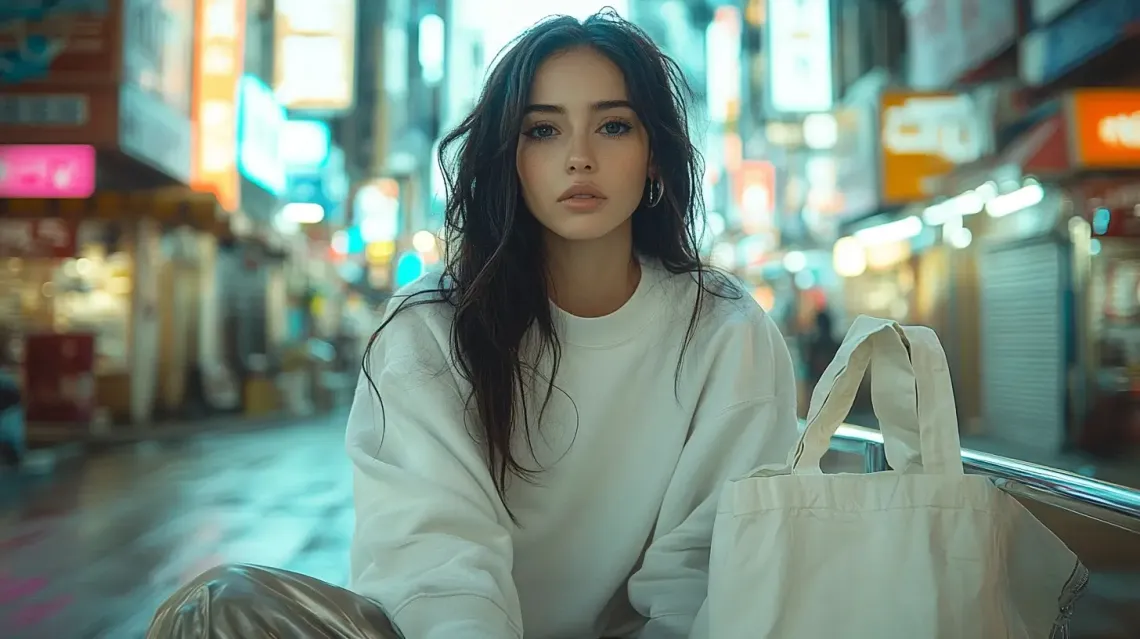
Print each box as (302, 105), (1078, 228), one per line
(565, 138), (595, 173)
(566, 158), (594, 173)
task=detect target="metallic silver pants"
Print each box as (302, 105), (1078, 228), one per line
(146, 563), (403, 639)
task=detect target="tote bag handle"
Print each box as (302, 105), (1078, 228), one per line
(899, 324), (963, 475)
(788, 316), (963, 476)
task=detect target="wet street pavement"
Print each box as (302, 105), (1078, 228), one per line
(0, 413), (353, 639)
(0, 412), (1136, 638)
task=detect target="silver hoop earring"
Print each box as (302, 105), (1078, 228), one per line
(647, 177), (665, 208)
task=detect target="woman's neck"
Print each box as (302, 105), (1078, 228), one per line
(544, 226), (640, 318)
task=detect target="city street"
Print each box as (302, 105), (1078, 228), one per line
(0, 413), (1136, 638)
(0, 414), (353, 638)
(3, 0), (1140, 637)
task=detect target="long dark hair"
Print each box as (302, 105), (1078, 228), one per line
(363, 10), (736, 519)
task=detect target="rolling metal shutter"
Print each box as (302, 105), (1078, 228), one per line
(979, 240), (1067, 451)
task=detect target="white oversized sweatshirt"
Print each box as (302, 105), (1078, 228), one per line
(346, 260), (800, 639)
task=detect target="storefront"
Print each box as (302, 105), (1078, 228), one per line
(0, 192), (221, 431)
(917, 114), (1072, 450)
(226, 72), (288, 391)
(881, 0), (1023, 431)
(1082, 184), (1140, 452)
(1000, 0), (1140, 453)
(1067, 90), (1140, 453)
(167, 0), (251, 420)
(976, 184), (1071, 453)
(918, 88), (1140, 454)
(0, 0), (223, 435)
(833, 215), (926, 323)
(861, 86), (998, 431)
(216, 228), (289, 416)
(838, 89), (980, 304)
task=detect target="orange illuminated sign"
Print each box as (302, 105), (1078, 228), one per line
(1069, 90), (1140, 169)
(735, 160), (776, 236)
(879, 91), (984, 204)
(191, 0), (246, 212)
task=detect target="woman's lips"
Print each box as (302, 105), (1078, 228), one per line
(559, 194), (606, 211)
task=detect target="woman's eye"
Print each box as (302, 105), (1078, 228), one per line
(526, 125), (557, 139)
(601, 121), (632, 136)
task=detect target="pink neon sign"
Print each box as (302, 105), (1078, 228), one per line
(0, 145), (96, 199)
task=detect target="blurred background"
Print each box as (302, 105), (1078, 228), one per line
(1, 0), (1140, 636)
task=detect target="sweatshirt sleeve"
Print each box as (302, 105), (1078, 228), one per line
(626, 308), (800, 639)
(346, 305), (523, 639)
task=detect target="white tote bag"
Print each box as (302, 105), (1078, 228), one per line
(706, 316), (1088, 639)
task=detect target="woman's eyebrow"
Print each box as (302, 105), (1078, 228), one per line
(523, 99), (633, 115)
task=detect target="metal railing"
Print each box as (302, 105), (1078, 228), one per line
(829, 423), (1140, 534)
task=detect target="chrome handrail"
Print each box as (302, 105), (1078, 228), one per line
(829, 423), (1140, 534)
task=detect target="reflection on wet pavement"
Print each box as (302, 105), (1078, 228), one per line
(1, 414), (1136, 638)
(0, 414), (352, 639)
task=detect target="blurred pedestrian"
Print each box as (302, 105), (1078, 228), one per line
(0, 330), (24, 468)
(805, 308), (840, 389)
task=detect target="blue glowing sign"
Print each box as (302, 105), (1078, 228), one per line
(394, 252), (425, 288)
(345, 226), (366, 254)
(237, 74), (287, 195)
(281, 119), (332, 169)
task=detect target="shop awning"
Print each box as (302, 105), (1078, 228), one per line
(0, 188), (224, 234)
(999, 114), (1071, 177)
(936, 113), (1071, 194)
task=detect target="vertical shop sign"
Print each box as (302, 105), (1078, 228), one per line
(705, 7), (741, 123)
(122, 0), (195, 114)
(192, 0), (246, 212)
(766, 0), (833, 114)
(735, 160), (780, 255)
(281, 119), (332, 169)
(237, 74), (287, 194)
(273, 0), (358, 112)
(120, 0), (195, 183)
(0, 1), (119, 144)
(735, 160), (777, 238)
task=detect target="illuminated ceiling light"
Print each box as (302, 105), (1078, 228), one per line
(783, 250), (807, 273)
(412, 230), (437, 253)
(853, 216), (923, 246)
(985, 184), (1045, 218)
(832, 236), (866, 278)
(280, 202), (325, 224)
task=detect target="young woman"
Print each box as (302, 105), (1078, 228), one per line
(146, 11), (798, 639)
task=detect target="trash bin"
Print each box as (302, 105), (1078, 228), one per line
(279, 344), (314, 416)
(243, 354), (279, 418)
(23, 332), (96, 442)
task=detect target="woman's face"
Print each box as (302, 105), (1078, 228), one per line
(516, 47), (651, 244)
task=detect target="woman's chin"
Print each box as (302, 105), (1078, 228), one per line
(542, 215), (632, 244)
